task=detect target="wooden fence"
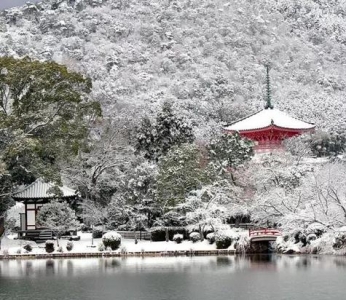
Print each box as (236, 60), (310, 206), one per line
(230, 223), (254, 229)
(117, 231), (151, 240)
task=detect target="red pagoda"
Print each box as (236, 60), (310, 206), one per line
(224, 66), (315, 152)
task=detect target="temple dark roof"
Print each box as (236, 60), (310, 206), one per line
(12, 178), (77, 200)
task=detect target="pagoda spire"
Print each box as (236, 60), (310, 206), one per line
(264, 64), (274, 109)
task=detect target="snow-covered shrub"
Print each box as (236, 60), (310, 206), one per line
(189, 232), (200, 243)
(173, 234), (183, 244)
(307, 234), (317, 243)
(292, 229), (307, 245)
(276, 234), (302, 254)
(57, 246), (63, 253)
(66, 241), (74, 251)
(202, 225), (214, 239)
(309, 233), (335, 254)
(2, 249), (9, 257)
(234, 233), (250, 253)
(16, 248), (21, 254)
(80, 224), (91, 232)
(98, 243), (105, 252)
(215, 231), (233, 249)
(102, 231), (122, 250)
(333, 232), (346, 249)
(206, 232), (215, 244)
(150, 227), (166, 241)
(23, 243), (33, 252)
(45, 240), (55, 253)
(306, 223), (326, 238)
(150, 227), (187, 241)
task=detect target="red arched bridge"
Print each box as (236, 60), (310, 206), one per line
(249, 228), (282, 243)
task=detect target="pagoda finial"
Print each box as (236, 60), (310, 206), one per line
(264, 64), (273, 109)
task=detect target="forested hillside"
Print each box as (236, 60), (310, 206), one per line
(1, 0), (346, 135)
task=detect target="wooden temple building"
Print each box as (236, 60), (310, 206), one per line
(12, 178), (78, 231)
(224, 67), (315, 152)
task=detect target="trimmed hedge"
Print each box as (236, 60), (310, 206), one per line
(215, 231), (233, 249)
(102, 231), (122, 250)
(206, 232), (215, 244)
(150, 227), (188, 241)
(189, 232), (201, 243)
(66, 241), (74, 251)
(45, 240), (55, 253)
(173, 234), (183, 244)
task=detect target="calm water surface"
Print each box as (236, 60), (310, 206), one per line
(0, 255), (345, 300)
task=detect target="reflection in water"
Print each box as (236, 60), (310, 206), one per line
(1, 255), (346, 278)
(104, 258), (121, 269)
(216, 256), (232, 266)
(1, 255), (346, 300)
(46, 259), (55, 276)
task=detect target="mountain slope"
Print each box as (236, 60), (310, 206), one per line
(1, 0), (346, 137)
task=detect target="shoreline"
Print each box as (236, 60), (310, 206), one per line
(0, 249), (236, 260)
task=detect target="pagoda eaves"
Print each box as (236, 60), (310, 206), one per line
(224, 108), (315, 152)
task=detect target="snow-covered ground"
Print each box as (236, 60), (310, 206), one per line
(0, 232), (219, 256)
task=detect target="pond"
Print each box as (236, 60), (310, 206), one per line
(0, 255), (345, 300)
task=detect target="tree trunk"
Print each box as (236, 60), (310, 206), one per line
(0, 216), (4, 237)
(91, 224), (94, 246)
(0, 217), (5, 250)
(165, 227), (169, 242)
(199, 224), (204, 241)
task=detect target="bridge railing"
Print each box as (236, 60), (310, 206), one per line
(249, 229), (282, 237)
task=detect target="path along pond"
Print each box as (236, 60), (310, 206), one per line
(0, 255), (346, 300)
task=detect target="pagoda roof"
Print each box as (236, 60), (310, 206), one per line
(12, 178), (77, 200)
(224, 108), (315, 132)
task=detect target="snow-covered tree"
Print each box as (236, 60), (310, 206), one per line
(64, 121), (133, 206)
(247, 153), (311, 227)
(36, 201), (79, 246)
(135, 102), (194, 161)
(156, 143), (209, 210)
(116, 160), (159, 228)
(310, 131), (346, 157)
(0, 56), (101, 214)
(207, 132), (254, 175)
(283, 134), (313, 165)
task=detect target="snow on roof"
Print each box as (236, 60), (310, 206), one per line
(224, 108), (315, 131)
(12, 178), (77, 200)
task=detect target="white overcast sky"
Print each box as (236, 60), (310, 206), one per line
(0, 0), (41, 10)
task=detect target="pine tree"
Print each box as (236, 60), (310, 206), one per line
(136, 102), (194, 161)
(156, 143), (209, 210)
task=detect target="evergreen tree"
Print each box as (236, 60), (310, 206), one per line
(156, 143), (209, 210)
(310, 131), (346, 157)
(0, 57), (101, 215)
(136, 102), (194, 161)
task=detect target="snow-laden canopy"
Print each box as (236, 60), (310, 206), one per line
(224, 109), (315, 131)
(12, 178), (77, 200)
